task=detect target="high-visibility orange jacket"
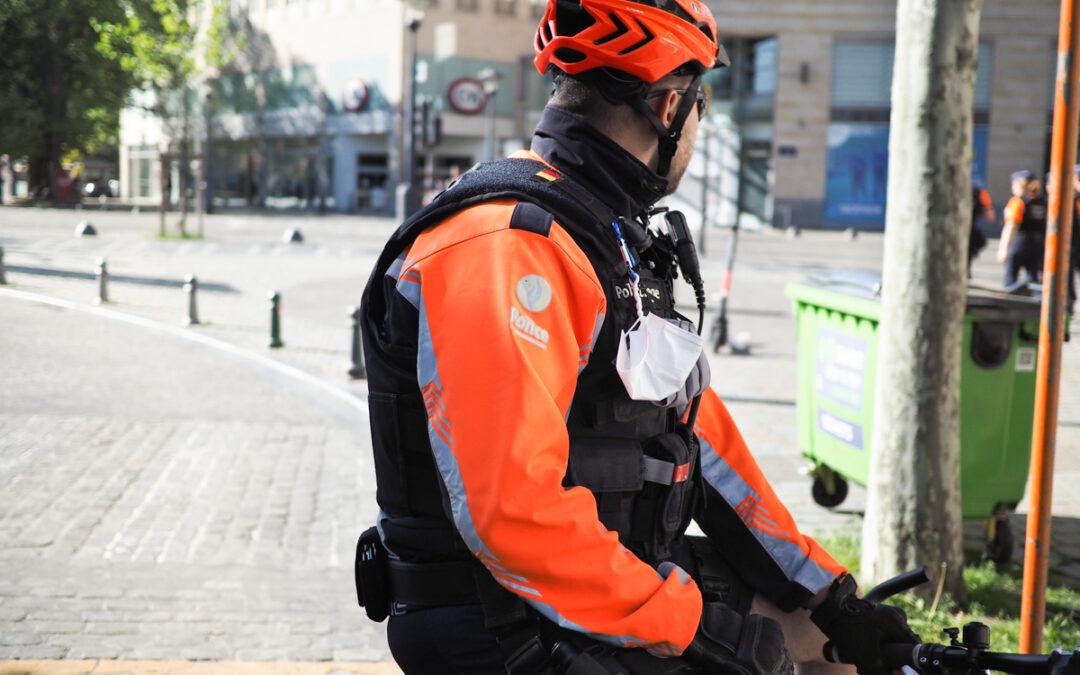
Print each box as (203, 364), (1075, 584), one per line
(380, 145), (846, 656)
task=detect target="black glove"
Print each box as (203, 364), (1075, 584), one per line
(684, 603), (793, 675)
(810, 574), (920, 675)
(1048, 648), (1080, 675)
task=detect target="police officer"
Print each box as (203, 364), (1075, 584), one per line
(998, 170), (1047, 290)
(1069, 165), (1080, 316)
(968, 179), (995, 276)
(357, 1), (918, 673)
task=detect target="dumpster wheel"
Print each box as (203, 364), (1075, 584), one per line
(985, 514), (1014, 565)
(811, 468), (849, 509)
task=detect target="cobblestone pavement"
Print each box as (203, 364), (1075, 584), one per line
(2, 206), (1079, 663)
(0, 297), (388, 662)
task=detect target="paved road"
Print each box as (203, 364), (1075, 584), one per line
(0, 296), (389, 662)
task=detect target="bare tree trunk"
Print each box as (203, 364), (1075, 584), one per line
(177, 91), (190, 236)
(158, 149), (169, 238)
(255, 73), (269, 208)
(860, 0), (983, 599)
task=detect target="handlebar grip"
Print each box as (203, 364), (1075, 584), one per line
(882, 644), (919, 669)
(824, 642), (919, 669)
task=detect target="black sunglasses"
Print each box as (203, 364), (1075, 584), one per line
(644, 87), (708, 117)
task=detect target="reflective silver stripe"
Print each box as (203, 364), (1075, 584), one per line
(642, 456), (675, 485)
(697, 431), (837, 594)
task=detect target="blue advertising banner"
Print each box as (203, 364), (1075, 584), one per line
(824, 124), (989, 227)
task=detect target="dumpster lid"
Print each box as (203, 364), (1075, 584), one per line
(803, 269), (883, 300)
(966, 284), (1042, 321)
(797, 272), (1042, 321)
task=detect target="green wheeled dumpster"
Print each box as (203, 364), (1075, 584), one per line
(785, 270), (1042, 563)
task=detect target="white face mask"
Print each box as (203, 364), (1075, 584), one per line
(616, 312), (704, 402)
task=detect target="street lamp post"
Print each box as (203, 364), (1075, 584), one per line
(396, 9), (425, 220)
(478, 67), (503, 162)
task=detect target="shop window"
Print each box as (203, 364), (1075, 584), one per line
(357, 154), (389, 212)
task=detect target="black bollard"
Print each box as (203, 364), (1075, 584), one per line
(95, 258), (109, 304)
(184, 274), (200, 326)
(0, 246), (6, 285)
(348, 305), (367, 379)
(269, 291), (284, 348)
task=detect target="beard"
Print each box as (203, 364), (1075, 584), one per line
(664, 126), (697, 195)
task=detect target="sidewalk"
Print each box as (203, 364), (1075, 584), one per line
(0, 296), (391, 663)
(2, 206), (1079, 664)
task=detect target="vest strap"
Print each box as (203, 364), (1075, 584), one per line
(642, 455), (691, 486)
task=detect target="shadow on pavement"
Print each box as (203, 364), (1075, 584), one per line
(7, 264), (239, 293)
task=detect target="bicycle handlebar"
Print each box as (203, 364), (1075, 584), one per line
(878, 642), (1069, 675)
(822, 569), (1079, 674)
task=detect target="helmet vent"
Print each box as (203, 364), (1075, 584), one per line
(594, 12), (629, 46)
(617, 18), (654, 55)
(554, 47), (587, 63)
(542, 21), (554, 43)
(555, 0), (596, 35)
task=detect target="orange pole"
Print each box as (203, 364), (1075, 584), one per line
(1019, 0), (1080, 654)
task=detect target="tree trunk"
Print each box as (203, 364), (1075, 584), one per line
(860, 0), (983, 599)
(177, 91), (190, 236)
(158, 150), (169, 238)
(41, 9), (66, 203)
(254, 73), (269, 208)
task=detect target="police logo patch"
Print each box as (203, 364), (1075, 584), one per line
(516, 275), (552, 313)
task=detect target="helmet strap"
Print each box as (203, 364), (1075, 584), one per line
(630, 75), (702, 177)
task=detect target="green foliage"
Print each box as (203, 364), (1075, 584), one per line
(93, 0), (200, 120)
(0, 0), (135, 192)
(820, 534), (1080, 653)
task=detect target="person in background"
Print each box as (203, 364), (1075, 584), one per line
(998, 170), (1047, 291)
(1069, 165), (1080, 316)
(968, 179), (994, 276)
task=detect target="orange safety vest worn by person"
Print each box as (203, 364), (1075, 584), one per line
(356, 2), (919, 674)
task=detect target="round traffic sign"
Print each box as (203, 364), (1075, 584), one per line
(447, 77), (488, 115)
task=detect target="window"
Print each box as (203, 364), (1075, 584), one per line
(826, 41), (994, 227)
(832, 43), (894, 109)
(494, 0), (516, 15)
(752, 38), (777, 96)
(832, 41), (994, 111)
(456, 0), (479, 10)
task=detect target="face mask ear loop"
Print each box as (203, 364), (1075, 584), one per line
(611, 218), (645, 321)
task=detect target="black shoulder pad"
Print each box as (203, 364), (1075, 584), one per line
(509, 202), (554, 237)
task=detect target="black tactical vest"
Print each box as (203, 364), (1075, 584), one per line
(1019, 193), (1048, 235)
(361, 158), (702, 569)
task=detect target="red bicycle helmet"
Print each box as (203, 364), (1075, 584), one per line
(534, 0), (728, 83)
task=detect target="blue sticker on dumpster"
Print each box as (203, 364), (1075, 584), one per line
(816, 408), (865, 450)
(814, 327), (867, 411)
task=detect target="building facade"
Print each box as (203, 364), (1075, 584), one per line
(118, 0), (1059, 229)
(710, 0), (1058, 231)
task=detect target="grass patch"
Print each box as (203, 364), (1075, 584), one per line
(821, 534), (1080, 652)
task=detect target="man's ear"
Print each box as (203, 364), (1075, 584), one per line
(650, 88), (681, 128)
